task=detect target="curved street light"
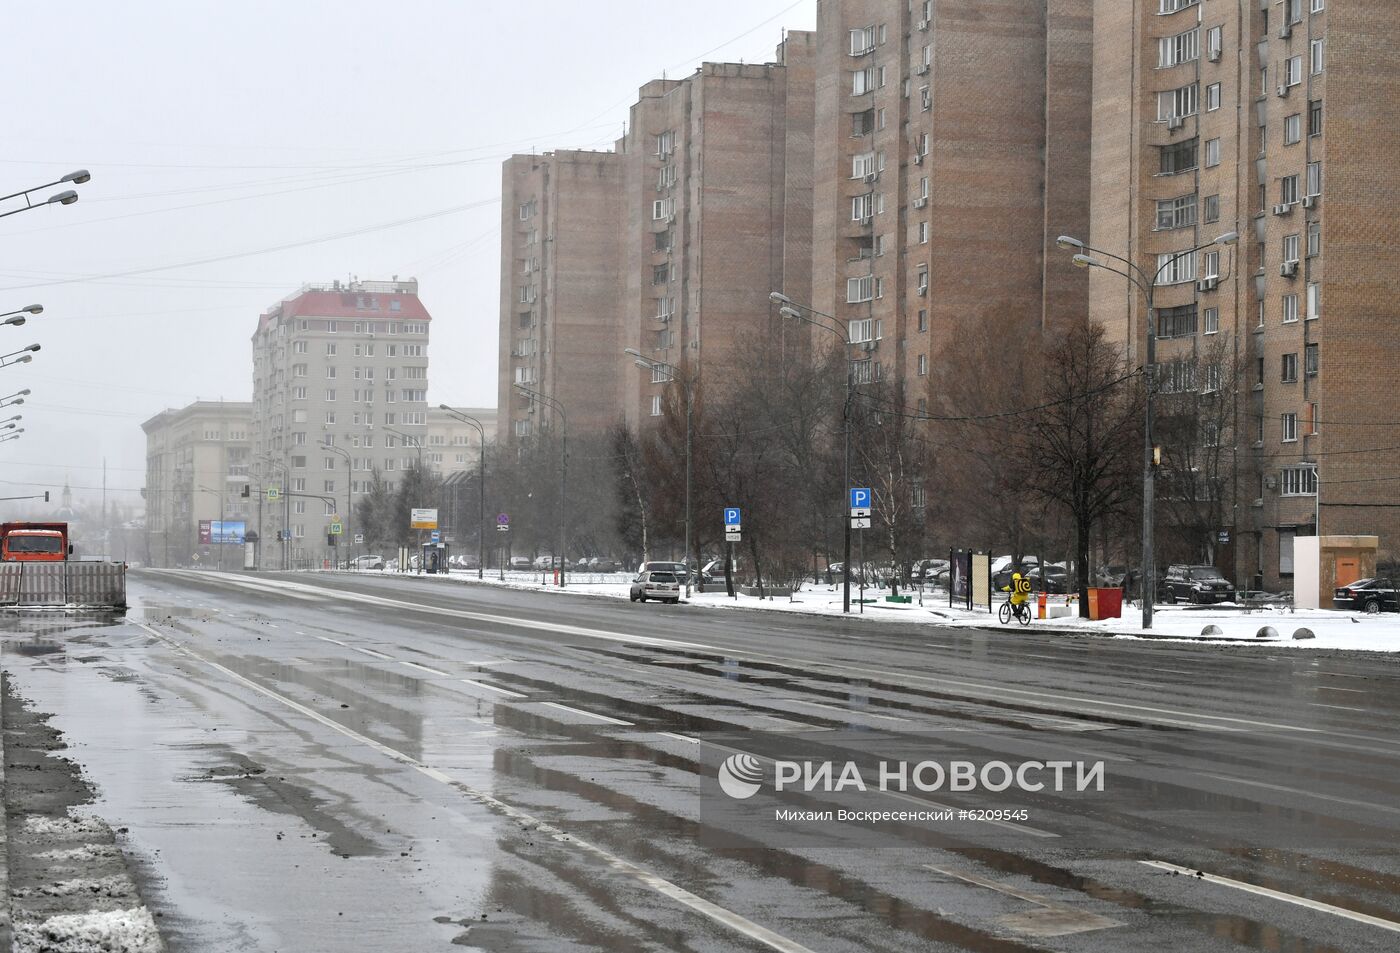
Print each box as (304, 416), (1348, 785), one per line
(0, 169), (87, 220)
(1056, 230), (1239, 629)
(438, 404), (488, 580)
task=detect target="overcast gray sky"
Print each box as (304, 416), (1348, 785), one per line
(0, 0), (816, 504)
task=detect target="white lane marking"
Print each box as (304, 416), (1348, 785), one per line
(658, 731), (701, 744)
(1318, 686), (1366, 694)
(399, 660), (450, 677)
(153, 570), (1322, 736)
(460, 678), (526, 699)
(134, 623), (817, 953)
(784, 698), (907, 723)
(925, 864), (1122, 935)
(350, 646), (393, 660)
(1310, 703), (1365, 712)
(542, 702), (634, 726)
(1203, 773), (1400, 816)
(1140, 861), (1400, 934)
(315, 636), (346, 646)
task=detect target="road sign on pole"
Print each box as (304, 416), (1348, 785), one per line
(850, 516), (871, 529)
(266, 487), (280, 502)
(353, 533), (364, 544)
(497, 512), (510, 533)
(849, 487), (872, 517)
(329, 521), (343, 536)
(430, 530), (441, 543)
(725, 529), (742, 542)
(723, 507), (741, 527)
(410, 508), (439, 530)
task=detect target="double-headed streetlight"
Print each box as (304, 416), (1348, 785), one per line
(512, 383), (569, 588)
(625, 349), (694, 597)
(1056, 230), (1239, 629)
(0, 388), (29, 409)
(0, 170), (89, 221)
(438, 405), (488, 580)
(385, 426), (424, 467)
(0, 305), (41, 329)
(0, 428), (24, 444)
(0, 344), (39, 369)
(770, 291), (857, 613)
(322, 441), (352, 566)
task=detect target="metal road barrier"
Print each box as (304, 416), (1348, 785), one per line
(0, 562), (126, 609)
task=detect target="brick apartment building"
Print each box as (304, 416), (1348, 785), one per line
(810, 0), (1092, 395)
(1089, 0), (1399, 589)
(251, 279), (432, 566)
(141, 400), (253, 568)
(499, 34), (816, 441)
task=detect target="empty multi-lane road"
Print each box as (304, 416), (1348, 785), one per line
(3, 569), (1399, 952)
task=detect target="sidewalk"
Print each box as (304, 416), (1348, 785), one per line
(343, 569), (1400, 654)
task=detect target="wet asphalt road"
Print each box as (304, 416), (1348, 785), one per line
(4, 569), (1400, 952)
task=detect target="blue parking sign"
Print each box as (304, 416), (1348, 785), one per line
(723, 507), (742, 526)
(850, 487), (872, 510)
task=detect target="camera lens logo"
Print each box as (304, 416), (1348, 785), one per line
(717, 754), (764, 800)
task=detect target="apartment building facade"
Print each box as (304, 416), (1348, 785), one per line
(1090, 0), (1399, 589)
(425, 406), (497, 474)
(251, 279), (432, 565)
(810, 0), (1092, 402)
(141, 400), (253, 568)
(499, 36), (816, 441)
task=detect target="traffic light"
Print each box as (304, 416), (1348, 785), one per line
(241, 484), (250, 498)
(327, 534), (336, 547)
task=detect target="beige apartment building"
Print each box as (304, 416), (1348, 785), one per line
(1090, 0), (1399, 589)
(810, 0), (1092, 400)
(425, 406), (497, 474)
(141, 400), (253, 568)
(499, 35), (816, 441)
(251, 279), (432, 566)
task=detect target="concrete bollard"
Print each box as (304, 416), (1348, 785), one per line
(1292, 627), (1316, 640)
(1256, 625), (1279, 639)
(1201, 624), (1222, 635)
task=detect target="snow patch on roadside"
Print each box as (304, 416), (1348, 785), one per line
(13, 905), (162, 953)
(19, 813), (107, 837)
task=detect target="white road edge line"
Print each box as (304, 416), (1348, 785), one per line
(315, 636), (346, 646)
(350, 646), (393, 660)
(658, 731), (701, 744)
(542, 701), (634, 726)
(1140, 860), (1400, 934)
(134, 623), (817, 953)
(460, 678), (527, 699)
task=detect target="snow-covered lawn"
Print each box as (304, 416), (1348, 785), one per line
(338, 568), (1400, 654)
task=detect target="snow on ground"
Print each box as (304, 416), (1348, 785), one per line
(12, 906), (162, 953)
(336, 568), (1400, 653)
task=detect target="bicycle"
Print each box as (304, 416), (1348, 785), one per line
(998, 599), (1031, 626)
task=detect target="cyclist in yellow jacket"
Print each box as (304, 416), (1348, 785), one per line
(1003, 571), (1032, 607)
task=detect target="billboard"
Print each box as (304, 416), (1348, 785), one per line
(410, 508), (438, 530)
(204, 520), (246, 545)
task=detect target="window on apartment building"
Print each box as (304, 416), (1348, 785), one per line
(293, 363), (307, 377)
(1156, 360), (1196, 394)
(1158, 27), (1199, 68)
(917, 354), (928, 376)
(1284, 114), (1301, 144)
(848, 318), (879, 344)
(1261, 66), (1269, 98)
(1306, 161), (1321, 197)
(1204, 138), (1221, 167)
(1156, 194), (1197, 229)
(1157, 83), (1198, 121)
(1201, 250), (1220, 278)
(849, 26), (875, 56)
(652, 197), (674, 220)
(852, 109), (875, 136)
(1158, 0), (1200, 12)
(917, 221), (929, 243)
(1307, 221), (1321, 257)
(1205, 83), (1221, 111)
(916, 308), (928, 332)
(1311, 39), (1325, 74)
(1156, 251), (1196, 284)
(325, 342), (337, 356)
(919, 176), (930, 200)
(292, 432), (306, 445)
(325, 365), (336, 379)
(1157, 304), (1197, 339)
(1283, 233), (1301, 262)
(920, 85), (932, 111)
(1203, 193), (1220, 223)
(1285, 56), (1303, 87)
(655, 130), (675, 156)
(649, 395), (662, 417)
(324, 389), (336, 402)
(1281, 174), (1300, 204)
(1283, 293), (1300, 323)
(851, 192), (875, 221)
(877, 108), (887, 130)
(293, 340), (307, 354)
(852, 152), (876, 179)
(291, 456), (306, 470)
(1160, 139), (1198, 174)
(652, 264), (669, 285)
(1281, 412), (1299, 442)
(917, 397), (928, 414)
(1281, 466), (1317, 496)
(293, 386), (306, 400)
(847, 275), (874, 303)
(1206, 25), (1223, 59)
(654, 229), (671, 252)
(1282, 353), (1299, 382)
(326, 321), (338, 333)
(1307, 282), (1321, 319)
(1203, 307), (1219, 334)
(1258, 298), (1266, 328)
(1305, 343), (1319, 377)
(852, 67), (875, 95)
(916, 266), (929, 293)
(1308, 402), (1320, 434)
(1308, 100), (1322, 137)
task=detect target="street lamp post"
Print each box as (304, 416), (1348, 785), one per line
(512, 384), (569, 588)
(0, 388), (30, 410)
(0, 343), (40, 369)
(385, 427), (424, 467)
(771, 291), (856, 614)
(1057, 231), (1238, 629)
(259, 455), (290, 571)
(322, 442), (352, 567)
(0, 170), (88, 222)
(624, 349), (694, 597)
(438, 405), (488, 580)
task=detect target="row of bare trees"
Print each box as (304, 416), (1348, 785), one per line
(359, 316), (1239, 615)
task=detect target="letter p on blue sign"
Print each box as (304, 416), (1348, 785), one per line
(724, 507), (741, 526)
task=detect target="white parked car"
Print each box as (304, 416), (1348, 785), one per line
(630, 570), (682, 604)
(350, 554), (385, 570)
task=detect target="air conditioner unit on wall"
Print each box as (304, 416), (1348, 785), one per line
(1197, 277), (1219, 292)
(1280, 261), (1299, 277)
(1302, 194), (1317, 208)
(1208, 48), (1222, 62)
(913, 197), (928, 209)
(1277, 84), (1290, 98)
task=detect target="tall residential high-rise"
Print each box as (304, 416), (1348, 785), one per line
(141, 400), (253, 568)
(809, 0), (1092, 399)
(499, 34), (816, 442)
(251, 279), (432, 566)
(1089, 0), (1398, 589)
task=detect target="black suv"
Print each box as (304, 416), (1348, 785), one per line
(1333, 578), (1400, 614)
(1162, 565), (1236, 604)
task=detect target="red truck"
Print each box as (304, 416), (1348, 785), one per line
(0, 522), (73, 562)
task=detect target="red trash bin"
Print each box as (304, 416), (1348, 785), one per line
(1095, 587), (1123, 620)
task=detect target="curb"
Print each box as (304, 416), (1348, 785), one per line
(0, 671), (11, 950)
